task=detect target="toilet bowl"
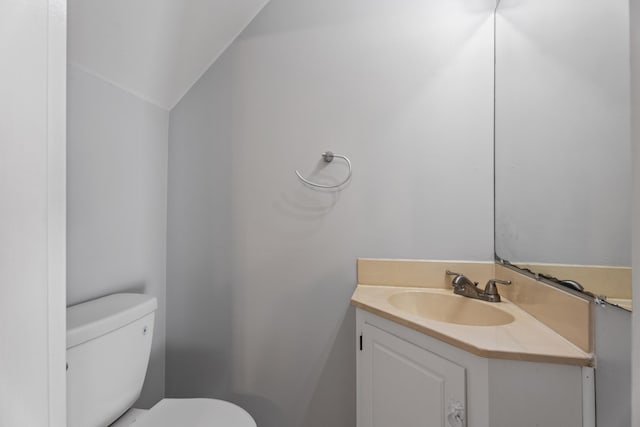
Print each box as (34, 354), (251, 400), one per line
(112, 399), (255, 427)
(67, 293), (256, 427)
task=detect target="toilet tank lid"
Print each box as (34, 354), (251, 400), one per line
(67, 293), (157, 349)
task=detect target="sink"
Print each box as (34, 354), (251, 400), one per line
(388, 291), (515, 326)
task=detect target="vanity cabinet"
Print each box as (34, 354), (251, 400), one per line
(360, 322), (466, 427)
(356, 309), (591, 427)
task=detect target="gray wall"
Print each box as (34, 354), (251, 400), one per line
(594, 303), (631, 427)
(495, 0), (631, 266)
(166, 1), (495, 426)
(631, 0), (640, 424)
(67, 64), (168, 407)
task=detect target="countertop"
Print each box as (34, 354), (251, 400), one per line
(351, 285), (593, 366)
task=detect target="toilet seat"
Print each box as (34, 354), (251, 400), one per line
(137, 398), (256, 427)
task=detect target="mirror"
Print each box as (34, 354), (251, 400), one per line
(494, 0), (631, 310)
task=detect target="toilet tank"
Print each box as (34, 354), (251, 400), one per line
(67, 293), (157, 427)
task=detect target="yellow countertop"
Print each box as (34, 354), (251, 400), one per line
(606, 298), (632, 311)
(351, 285), (593, 367)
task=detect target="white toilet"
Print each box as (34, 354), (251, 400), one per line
(66, 293), (256, 427)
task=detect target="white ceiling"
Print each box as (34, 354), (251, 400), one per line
(68, 0), (269, 110)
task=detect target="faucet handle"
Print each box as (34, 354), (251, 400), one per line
(484, 279), (512, 296)
(487, 279), (512, 285)
(446, 271), (479, 288)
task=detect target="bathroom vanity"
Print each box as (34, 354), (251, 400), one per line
(352, 260), (594, 427)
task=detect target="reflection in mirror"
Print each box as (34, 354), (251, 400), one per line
(494, 0), (631, 310)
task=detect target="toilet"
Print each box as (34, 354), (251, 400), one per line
(66, 293), (256, 427)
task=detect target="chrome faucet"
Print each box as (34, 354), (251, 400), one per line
(445, 271), (512, 303)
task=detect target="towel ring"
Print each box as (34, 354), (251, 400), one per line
(295, 151), (352, 189)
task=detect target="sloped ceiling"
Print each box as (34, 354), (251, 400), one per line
(68, 0), (269, 109)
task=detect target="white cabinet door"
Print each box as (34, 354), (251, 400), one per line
(359, 323), (466, 427)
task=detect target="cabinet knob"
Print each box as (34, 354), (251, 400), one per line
(447, 400), (465, 426)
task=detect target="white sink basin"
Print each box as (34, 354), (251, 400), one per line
(388, 291), (515, 326)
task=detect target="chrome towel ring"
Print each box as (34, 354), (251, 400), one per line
(295, 151), (352, 189)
